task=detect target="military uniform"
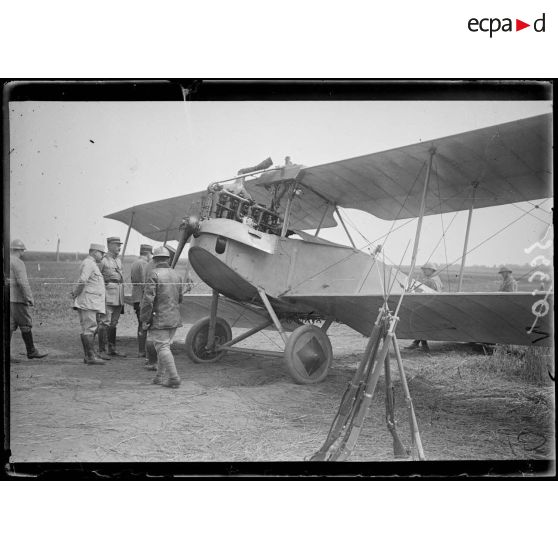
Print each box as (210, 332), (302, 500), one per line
(130, 244), (153, 356)
(140, 247), (183, 388)
(72, 243), (106, 365)
(498, 267), (518, 292)
(98, 237), (126, 357)
(421, 275), (443, 292)
(142, 247), (177, 369)
(499, 276), (518, 292)
(9, 239), (47, 360)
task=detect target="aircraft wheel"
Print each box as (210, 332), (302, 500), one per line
(284, 325), (333, 384)
(185, 317), (232, 363)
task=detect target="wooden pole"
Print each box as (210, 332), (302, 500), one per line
(56, 238), (60, 262)
(457, 182), (478, 292)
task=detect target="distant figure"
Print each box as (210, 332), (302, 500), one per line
(98, 236), (126, 358)
(498, 266), (518, 292)
(407, 262), (443, 352)
(417, 262), (443, 293)
(141, 246), (183, 388)
(72, 243), (107, 365)
(130, 244), (153, 357)
(9, 239), (48, 361)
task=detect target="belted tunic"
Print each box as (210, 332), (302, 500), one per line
(98, 253), (125, 306)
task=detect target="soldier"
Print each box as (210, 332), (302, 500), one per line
(97, 236), (126, 358)
(498, 266), (518, 292)
(71, 243), (107, 365)
(140, 246), (183, 388)
(406, 262), (443, 352)
(130, 244), (153, 357)
(9, 239), (48, 361)
(143, 244), (176, 371)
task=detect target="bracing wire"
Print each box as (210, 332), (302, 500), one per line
(433, 205), (541, 280)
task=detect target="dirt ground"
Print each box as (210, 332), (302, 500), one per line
(9, 315), (555, 463)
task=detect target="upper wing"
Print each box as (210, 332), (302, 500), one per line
(104, 191), (207, 242)
(286, 292), (553, 346)
(106, 113), (551, 235)
(295, 113), (552, 220)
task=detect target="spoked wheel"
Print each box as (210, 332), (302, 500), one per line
(284, 325), (333, 384)
(185, 317), (232, 363)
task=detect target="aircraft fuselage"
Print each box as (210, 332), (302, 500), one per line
(188, 218), (407, 317)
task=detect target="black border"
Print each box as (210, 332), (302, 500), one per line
(2, 79), (555, 480)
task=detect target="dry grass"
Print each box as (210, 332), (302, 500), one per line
(488, 344), (554, 386)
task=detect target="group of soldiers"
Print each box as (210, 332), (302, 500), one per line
(9, 237), (186, 389)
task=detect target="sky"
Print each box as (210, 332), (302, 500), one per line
(8, 99), (553, 267)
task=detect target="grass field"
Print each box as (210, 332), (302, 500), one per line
(8, 258), (555, 464)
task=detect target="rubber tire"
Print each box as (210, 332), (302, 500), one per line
(284, 324), (332, 384)
(185, 317), (232, 363)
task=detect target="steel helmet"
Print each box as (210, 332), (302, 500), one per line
(10, 239), (26, 250)
(498, 266), (512, 274)
(153, 246), (170, 258)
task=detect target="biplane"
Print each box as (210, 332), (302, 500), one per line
(106, 112), (553, 385)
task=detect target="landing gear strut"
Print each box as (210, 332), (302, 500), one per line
(183, 288), (334, 384)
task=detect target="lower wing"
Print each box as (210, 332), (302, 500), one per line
(286, 292), (553, 347)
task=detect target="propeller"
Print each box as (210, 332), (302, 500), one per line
(171, 215), (200, 269)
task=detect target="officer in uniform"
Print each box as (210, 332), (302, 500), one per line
(498, 266), (518, 292)
(9, 239), (48, 361)
(98, 236), (126, 358)
(406, 262), (443, 352)
(130, 244), (153, 357)
(141, 246), (183, 388)
(71, 243), (107, 365)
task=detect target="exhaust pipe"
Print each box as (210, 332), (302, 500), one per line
(237, 157), (273, 176)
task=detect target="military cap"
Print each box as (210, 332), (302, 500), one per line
(10, 238), (26, 250)
(153, 246), (170, 258)
(498, 266), (513, 274)
(107, 236), (123, 245)
(89, 243), (106, 253)
(140, 244), (153, 254)
(421, 262), (436, 271)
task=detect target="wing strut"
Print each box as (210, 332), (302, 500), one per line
(405, 148), (435, 293)
(334, 206), (356, 249)
(457, 182), (478, 291)
(120, 211), (135, 262)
